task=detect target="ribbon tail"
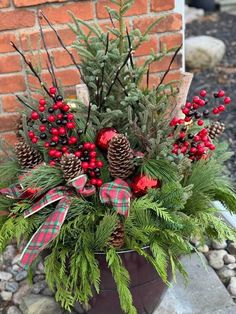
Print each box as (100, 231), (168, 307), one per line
(0, 184), (23, 199)
(20, 197), (71, 268)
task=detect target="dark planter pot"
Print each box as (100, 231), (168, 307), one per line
(87, 248), (170, 314)
(189, 0), (215, 11)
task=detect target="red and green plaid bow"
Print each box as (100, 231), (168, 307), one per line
(0, 174), (95, 268)
(99, 178), (131, 217)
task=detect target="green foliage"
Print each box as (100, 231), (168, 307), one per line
(141, 159), (179, 182)
(0, 160), (21, 187)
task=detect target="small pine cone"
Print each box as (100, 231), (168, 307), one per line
(15, 141), (43, 169)
(208, 121), (225, 139)
(109, 220), (125, 249)
(108, 134), (134, 179)
(60, 154), (83, 182)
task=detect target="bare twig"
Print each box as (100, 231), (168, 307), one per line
(147, 65), (150, 90)
(16, 95), (35, 112)
(126, 28), (134, 70)
(39, 10), (84, 82)
(84, 102), (92, 135)
(156, 44), (183, 91)
(108, 11), (116, 28)
(11, 41), (52, 99)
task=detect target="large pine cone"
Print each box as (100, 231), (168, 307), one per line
(60, 154), (83, 182)
(15, 141), (43, 169)
(108, 134), (134, 179)
(208, 121), (225, 139)
(109, 220), (125, 249)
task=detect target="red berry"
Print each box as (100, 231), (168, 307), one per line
(62, 105), (70, 112)
(198, 147), (205, 155)
(49, 149), (56, 157)
(96, 179), (103, 187)
(55, 151), (62, 158)
(218, 105), (225, 112)
(84, 142), (92, 150)
(213, 108), (219, 115)
(89, 151), (97, 158)
(198, 99), (205, 107)
(44, 142), (50, 148)
(179, 132), (186, 139)
(48, 115), (55, 122)
(39, 99), (46, 106)
(28, 131), (35, 138)
(53, 104), (59, 110)
(51, 128), (59, 135)
(57, 114), (63, 119)
(190, 147), (197, 154)
(180, 147), (187, 154)
(204, 141), (212, 148)
(198, 120), (204, 126)
(185, 117), (192, 122)
(57, 101), (63, 109)
(62, 146), (68, 153)
(90, 178), (97, 185)
(194, 135), (200, 142)
(199, 128), (208, 137)
(39, 125), (46, 132)
(66, 122), (75, 129)
(39, 106), (45, 112)
(96, 160), (104, 168)
(193, 96), (200, 103)
(82, 162), (89, 170)
(184, 141), (190, 147)
(182, 108), (190, 115)
(178, 119), (185, 124)
(200, 90), (207, 97)
(218, 90), (225, 97)
(185, 102), (192, 109)
(49, 86), (57, 95)
(90, 171), (95, 177)
(59, 127), (66, 135)
(74, 151), (82, 158)
(172, 148), (178, 155)
(202, 136), (209, 142)
(209, 144), (216, 151)
(31, 111), (39, 120)
(170, 117), (178, 127)
(31, 137), (38, 143)
(49, 161), (56, 167)
(193, 103), (199, 110)
(69, 136), (77, 144)
(89, 161), (96, 168)
(224, 97), (231, 104)
(52, 135), (59, 142)
(67, 113), (74, 120)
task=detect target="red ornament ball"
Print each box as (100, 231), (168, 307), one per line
(96, 128), (118, 150)
(131, 174), (161, 196)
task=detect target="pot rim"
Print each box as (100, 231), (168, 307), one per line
(94, 245), (149, 255)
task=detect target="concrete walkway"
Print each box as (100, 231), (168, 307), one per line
(155, 253), (236, 314)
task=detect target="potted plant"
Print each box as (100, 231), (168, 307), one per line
(0, 1), (235, 313)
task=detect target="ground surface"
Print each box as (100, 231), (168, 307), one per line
(186, 12), (236, 181)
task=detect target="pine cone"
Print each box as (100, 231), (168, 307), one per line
(108, 134), (134, 179)
(109, 220), (125, 249)
(208, 121), (225, 139)
(15, 141), (43, 169)
(60, 154), (83, 182)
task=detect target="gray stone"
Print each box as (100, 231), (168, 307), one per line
(32, 281), (47, 294)
(12, 265), (20, 273)
(12, 255), (21, 266)
(5, 281), (19, 293)
(33, 275), (45, 283)
(1, 290), (12, 301)
(212, 240), (227, 250)
(197, 244), (209, 254)
(185, 5), (204, 24)
(217, 267), (236, 283)
(42, 287), (54, 297)
(0, 271), (13, 281)
(228, 242), (236, 255)
(207, 249), (227, 270)
(227, 277), (236, 296)
(7, 306), (22, 314)
(20, 294), (63, 314)
(185, 36), (226, 69)
(226, 263), (236, 270)
(0, 281), (6, 291)
(13, 283), (31, 305)
(37, 262), (45, 274)
(3, 245), (16, 262)
(73, 302), (86, 314)
(15, 271), (27, 282)
(155, 253), (236, 314)
(224, 254), (236, 264)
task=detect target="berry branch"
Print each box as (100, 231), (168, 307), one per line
(16, 95), (35, 112)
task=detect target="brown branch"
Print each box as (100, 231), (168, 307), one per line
(10, 41), (52, 99)
(147, 65), (150, 90)
(39, 10), (84, 82)
(84, 102), (92, 135)
(156, 44), (183, 91)
(108, 11), (116, 28)
(16, 95), (36, 112)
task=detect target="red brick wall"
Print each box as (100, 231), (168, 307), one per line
(0, 0), (182, 145)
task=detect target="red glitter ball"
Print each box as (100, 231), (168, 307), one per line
(96, 128), (118, 150)
(131, 175), (161, 196)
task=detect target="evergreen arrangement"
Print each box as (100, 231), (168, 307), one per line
(0, 1), (236, 313)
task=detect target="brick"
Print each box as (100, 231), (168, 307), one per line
(0, 34), (19, 53)
(0, 132), (18, 146)
(150, 54), (182, 73)
(151, 0), (175, 12)
(140, 73), (160, 89)
(0, 75), (26, 94)
(2, 95), (23, 113)
(160, 33), (183, 51)
(96, 0), (147, 19)
(162, 70), (181, 84)
(0, 114), (20, 132)
(20, 28), (76, 51)
(26, 52), (48, 70)
(134, 36), (158, 57)
(53, 49), (80, 68)
(41, 2), (94, 25)
(0, 0), (10, 8)
(0, 55), (22, 74)
(133, 13), (182, 34)
(13, 0), (67, 7)
(0, 10), (35, 31)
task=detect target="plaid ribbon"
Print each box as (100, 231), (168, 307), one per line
(99, 178), (131, 217)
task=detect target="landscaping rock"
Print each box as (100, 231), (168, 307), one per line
(0, 271), (13, 281)
(228, 242), (236, 255)
(212, 240), (227, 250)
(227, 277), (236, 296)
(3, 245), (16, 262)
(15, 271), (27, 282)
(20, 294), (63, 314)
(32, 281), (47, 294)
(185, 5), (204, 24)
(224, 254), (236, 264)
(217, 267), (236, 283)
(226, 263), (236, 270)
(197, 244), (209, 253)
(5, 281), (19, 293)
(13, 283), (31, 305)
(42, 287), (54, 297)
(7, 306), (22, 314)
(185, 36), (226, 69)
(207, 249), (227, 270)
(1, 290), (13, 301)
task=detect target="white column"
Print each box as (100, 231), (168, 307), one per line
(174, 0), (185, 71)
